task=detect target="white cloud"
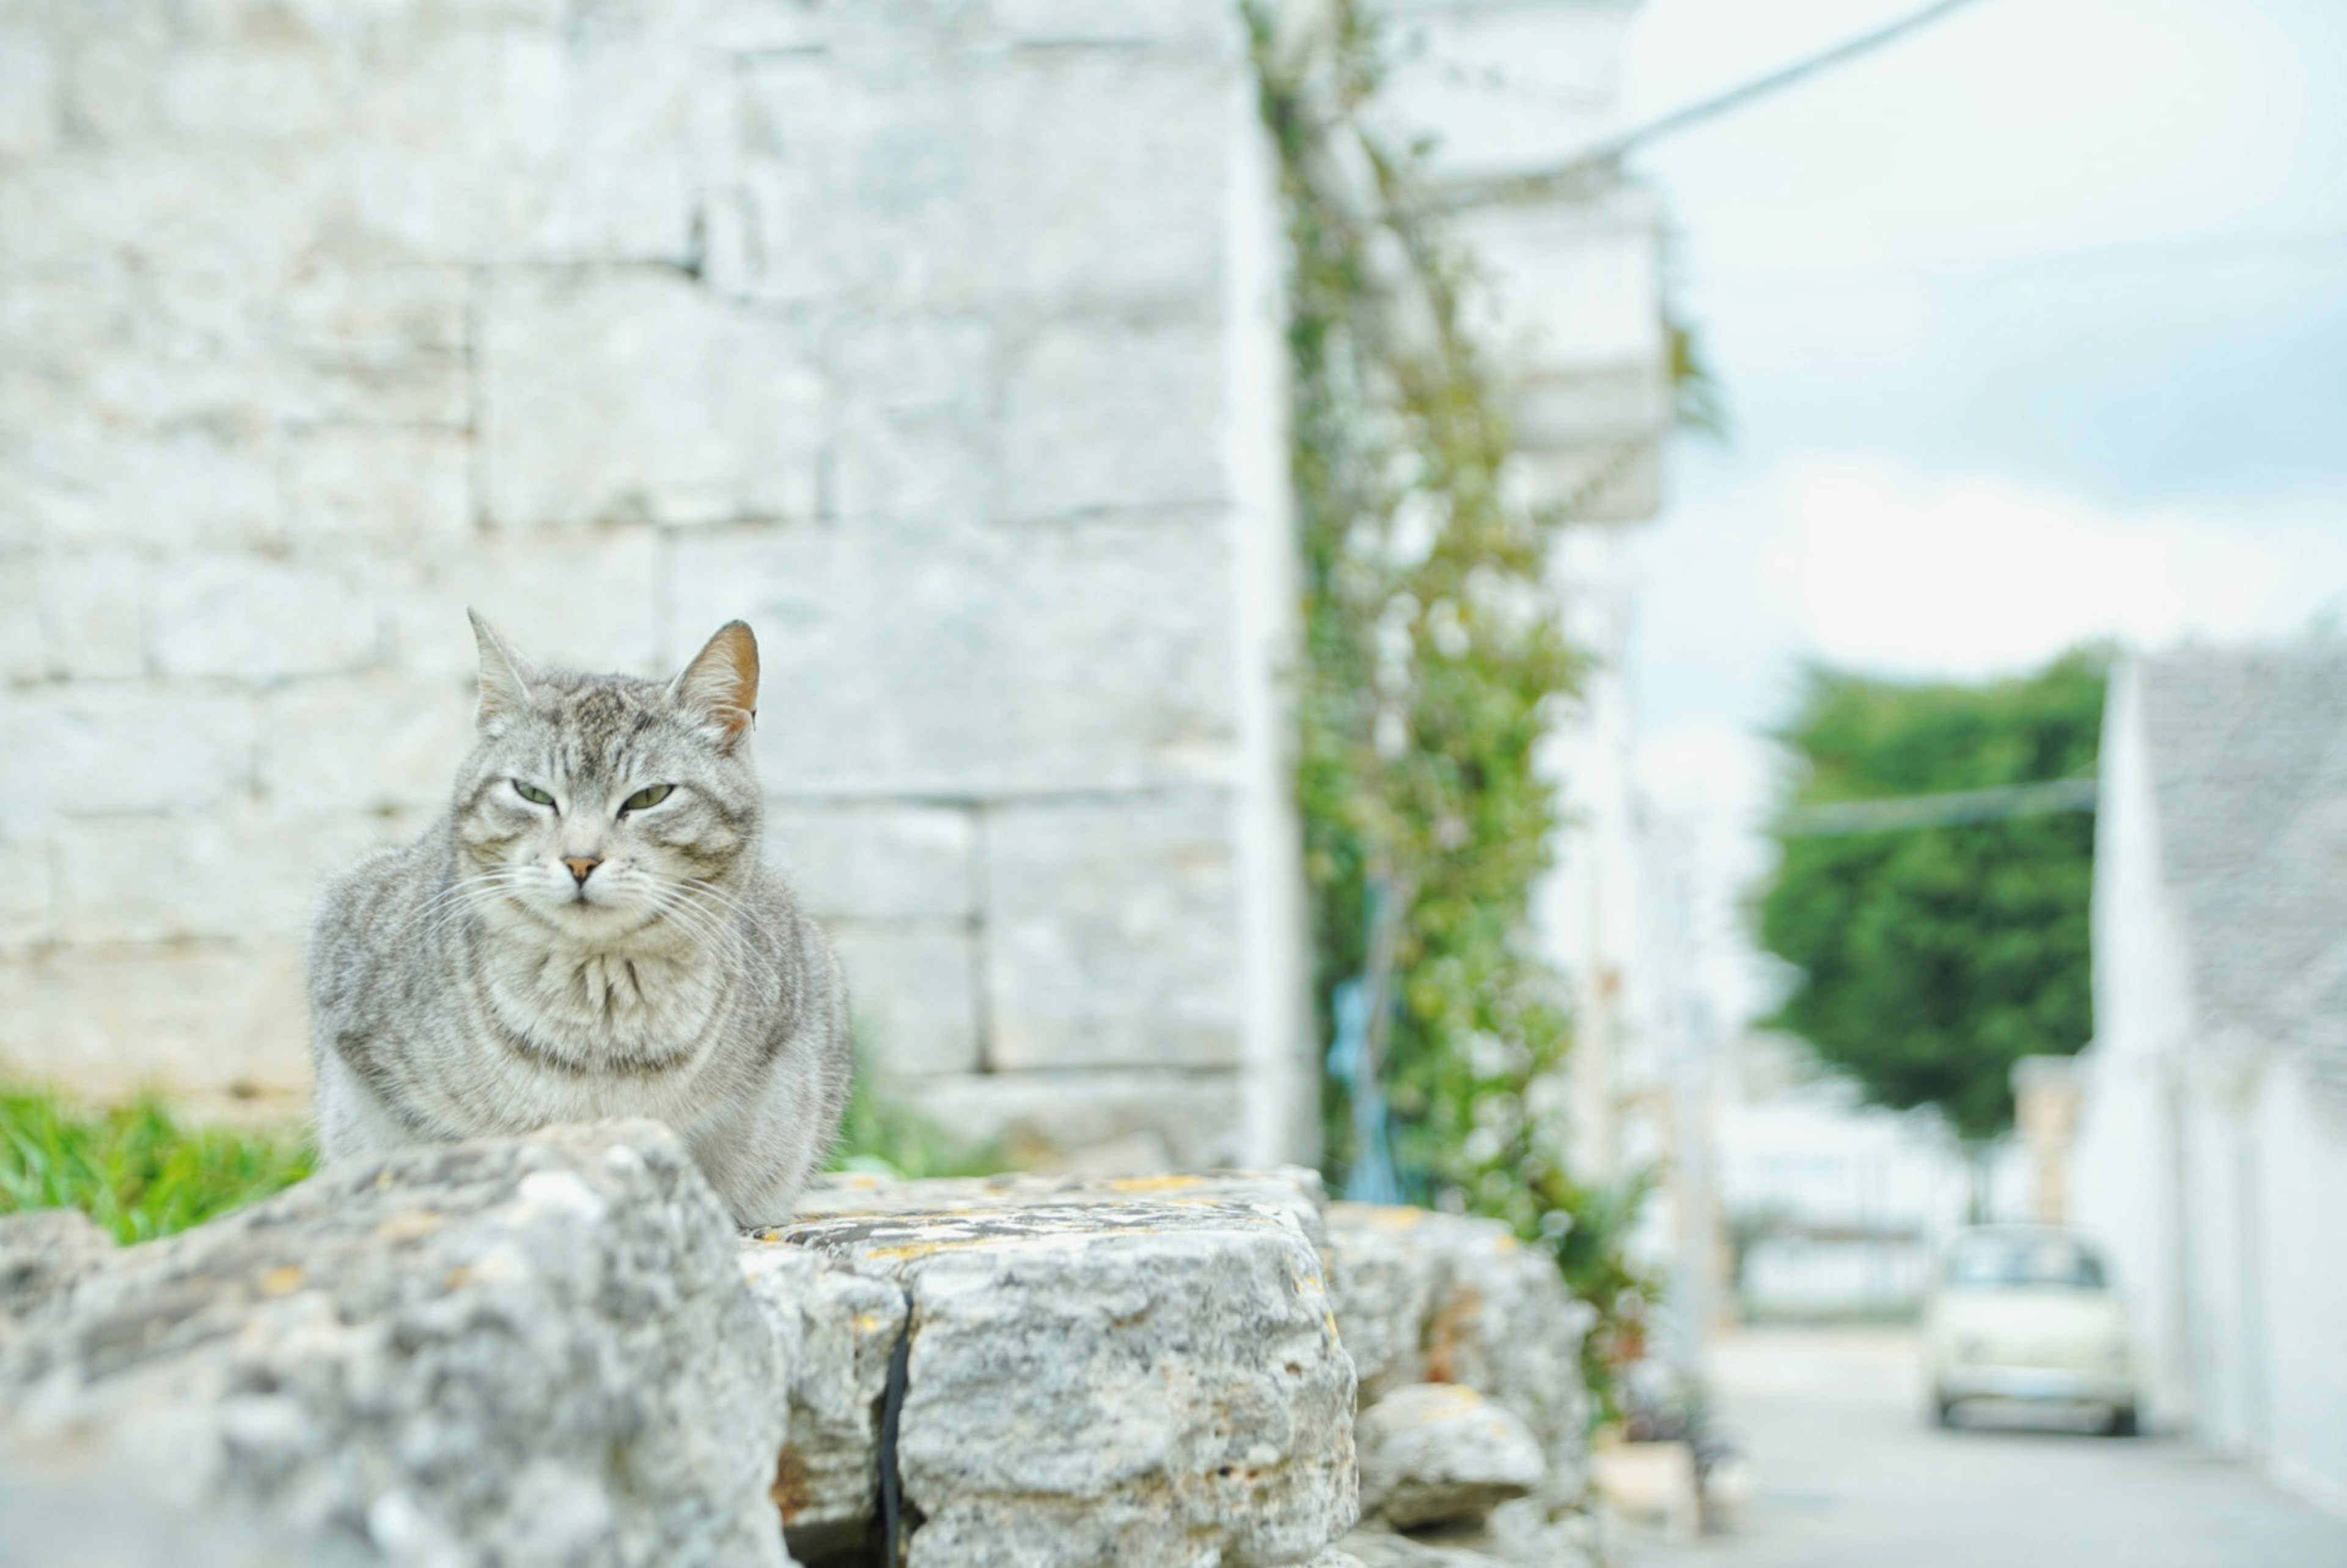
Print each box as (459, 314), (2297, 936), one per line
(1772, 464), (2347, 679)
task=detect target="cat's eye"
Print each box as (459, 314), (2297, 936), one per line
(621, 783), (675, 815)
(512, 781), (556, 807)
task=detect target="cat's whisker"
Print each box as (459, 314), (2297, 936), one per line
(406, 870), (538, 942)
(645, 885), (744, 961)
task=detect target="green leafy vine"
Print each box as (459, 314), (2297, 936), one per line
(1246, 2), (1654, 1409)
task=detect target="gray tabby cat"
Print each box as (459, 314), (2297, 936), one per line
(309, 614), (851, 1225)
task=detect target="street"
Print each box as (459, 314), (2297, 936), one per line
(1618, 1328), (2347, 1568)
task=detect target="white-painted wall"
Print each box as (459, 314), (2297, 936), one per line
(2074, 659), (2199, 1428)
(2254, 1048), (2347, 1514)
(2074, 655), (2347, 1511)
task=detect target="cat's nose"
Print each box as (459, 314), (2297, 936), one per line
(562, 855), (603, 886)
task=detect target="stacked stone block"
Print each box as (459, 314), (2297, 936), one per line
(2, 1125), (1611, 1567)
(0, 0), (1309, 1167)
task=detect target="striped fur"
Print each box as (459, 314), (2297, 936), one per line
(308, 615), (851, 1225)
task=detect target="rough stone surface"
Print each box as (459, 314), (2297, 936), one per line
(4, 1473), (378, 1568)
(985, 793), (1249, 1072)
(1283, 1552), (1372, 1568)
(792, 1167), (1332, 1253)
(0, 1122), (790, 1568)
(1355, 1383), (1544, 1530)
(736, 1241), (909, 1561)
(904, 1069), (1253, 1175)
(1463, 1497), (1603, 1568)
(0, 1207), (114, 1318)
(1326, 1204), (1596, 1510)
(828, 923), (985, 1079)
(1337, 1530), (1515, 1568)
(746, 1174), (1359, 1567)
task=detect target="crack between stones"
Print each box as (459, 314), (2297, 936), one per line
(877, 1295), (916, 1567)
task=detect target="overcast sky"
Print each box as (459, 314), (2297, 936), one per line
(1606, 0), (2347, 1016)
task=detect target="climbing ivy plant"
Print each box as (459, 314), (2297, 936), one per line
(1246, 3), (1654, 1406)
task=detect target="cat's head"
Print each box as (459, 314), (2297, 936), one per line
(449, 612), (765, 940)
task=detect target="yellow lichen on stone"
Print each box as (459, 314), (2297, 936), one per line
(1103, 1174), (1209, 1194)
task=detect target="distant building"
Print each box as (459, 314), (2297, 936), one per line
(2073, 646), (2347, 1512)
(1713, 1032), (2028, 1323)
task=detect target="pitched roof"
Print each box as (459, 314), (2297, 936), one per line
(2136, 642), (2347, 1097)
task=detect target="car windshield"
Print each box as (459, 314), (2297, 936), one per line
(1946, 1234), (2107, 1289)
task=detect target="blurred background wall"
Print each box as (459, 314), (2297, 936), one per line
(0, 0), (1315, 1169)
(0, 0), (1681, 1177)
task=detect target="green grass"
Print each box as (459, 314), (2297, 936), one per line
(0, 1064), (996, 1246)
(0, 1089), (315, 1244)
(828, 1067), (1006, 1181)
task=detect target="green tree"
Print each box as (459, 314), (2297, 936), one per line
(1757, 653), (2105, 1141)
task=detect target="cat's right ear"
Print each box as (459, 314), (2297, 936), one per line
(467, 610), (537, 733)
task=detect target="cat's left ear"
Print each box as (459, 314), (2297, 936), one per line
(672, 621), (759, 751)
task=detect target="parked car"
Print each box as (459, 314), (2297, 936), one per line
(1923, 1225), (2139, 1435)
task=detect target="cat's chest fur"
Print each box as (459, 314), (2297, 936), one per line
(422, 923), (758, 1127)
(480, 923), (728, 1061)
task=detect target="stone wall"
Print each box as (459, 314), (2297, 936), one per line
(0, 0), (1312, 1165)
(2, 1123), (1600, 1568)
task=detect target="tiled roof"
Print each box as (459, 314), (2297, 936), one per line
(2136, 642), (2347, 1097)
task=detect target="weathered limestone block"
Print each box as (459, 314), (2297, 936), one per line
(727, 49), (985, 310)
(147, 553), (381, 681)
(0, 12), (56, 159)
(4, 1472), (377, 1568)
(1, 686), (259, 819)
(1318, 1207), (1439, 1404)
(0, 1123), (790, 1568)
(1354, 1383), (1543, 1530)
(51, 808), (398, 947)
(280, 427), (471, 546)
(736, 1243), (910, 1561)
(1279, 1552), (1370, 1568)
(967, 46), (1237, 314)
(668, 520), (1236, 797)
(1326, 1205), (1596, 1509)
(828, 923), (983, 1078)
(766, 803), (979, 923)
(999, 317), (1230, 519)
(0, 833), (53, 951)
(336, 7), (701, 265)
(0, 943), (312, 1110)
(255, 675), (476, 816)
(1465, 1497), (1603, 1568)
(479, 271), (826, 529)
(384, 531), (664, 687)
(27, 550), (142, 680)
(903, 1070), (1249, 1174)
(747, 1180), (1357, 1567)
(984, 793), (1247, 1073)
(0, 1208), (114, 1319)
(827, 315), (997, 528)
(1337, 1531), (1515, 1568)
(0, 559), (46, 683)
(794, 1168), (1332, 1261)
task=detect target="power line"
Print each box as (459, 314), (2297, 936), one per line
(1700, 229), (2347, 299)
(1425, 0), (1999, 213)
(1777, 776), (2097, 838)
